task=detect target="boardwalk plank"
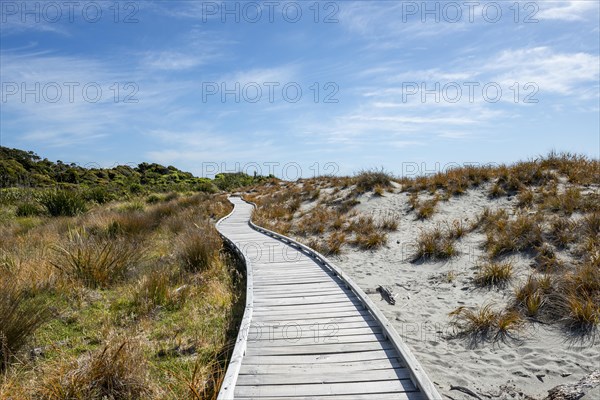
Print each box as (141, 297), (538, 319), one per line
(236, 368), (411, 385)
(234, 380), (418, 397)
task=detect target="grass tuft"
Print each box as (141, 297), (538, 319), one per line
(40, 340), (151, 400)
(354, 168), (393, 193)
(474, 261), (513, 288)
(178, 225), (221, 273)
(413, 227), (455, 261)
(0, 276), (52, 371)
(51, 228), (143, 288)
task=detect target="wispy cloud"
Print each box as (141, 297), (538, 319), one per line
(538, 1), (599, 21)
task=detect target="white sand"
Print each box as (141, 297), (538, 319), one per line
(324, 187), (600, 399)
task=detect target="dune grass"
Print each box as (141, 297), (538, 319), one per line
(474, 261), (513, 288)
(412, 226), (456, 261)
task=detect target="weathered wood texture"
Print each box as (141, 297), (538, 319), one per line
(217, 197), (441, 399)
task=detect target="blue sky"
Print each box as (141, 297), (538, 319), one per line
(1, 0), (599, 178)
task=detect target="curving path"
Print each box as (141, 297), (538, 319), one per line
(216, 197), (441, 400)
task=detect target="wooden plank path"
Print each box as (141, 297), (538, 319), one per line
(216, 197), (441, 399)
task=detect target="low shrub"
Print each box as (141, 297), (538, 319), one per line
(16, 202), (43, 217)
(40, 190), (87, 217)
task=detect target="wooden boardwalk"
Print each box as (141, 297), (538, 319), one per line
(217, 197), (441, 400)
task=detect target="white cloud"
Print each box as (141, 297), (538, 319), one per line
(140, 51), (211, 70)
(486, 47), (600, 96)
(538, 1), (599, 21)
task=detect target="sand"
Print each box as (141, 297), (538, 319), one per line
(324, 186), (600, 399)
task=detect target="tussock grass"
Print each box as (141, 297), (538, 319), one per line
(354, 168), (393, 194)
(178, 225), (221, 273)
(326, 232), (347, 255)
(541, 187), (582, 215)
(0, 190), (240, 398)
(352, 230), (387, 250)
(413, 227), (456, 261)
(39, 339), (151, 400)
(474, 261), (513, 288)
(484, 213), (543, 258)
(51, 228), (144, 289)
(532, 243), (563, 272)
(514, 274), (553, 318)
(416, 197), (439, 219)
(548, 217), (576, 248)
(513, 265), (600, 332)
(0, 276), (52, 371)
(132, 270), (188, 314)
(449, 304), (522, 341)
(373, 185), (385, 197)
(516, 188), (534, 208)
(447, 220), (466, 239)
(378, 216), (399, 231)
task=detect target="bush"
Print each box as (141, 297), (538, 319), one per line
(40, 190), (87, 217)
(85, 186), (114, 204)
(145, 194), (162, 204)
(16, 202), (43, 217)
(51, 229), (143, 288)
(0, 277), (52, 371)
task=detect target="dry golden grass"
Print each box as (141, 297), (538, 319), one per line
(548, 217), (576, 248)
(514, 274), (553, 318)
(484, 213), (543, 258)
(416, 196), (439, 219)
(474, 261), (513, 288)
(412, 227), (456, 261)
(449, 304), (523, 341)
(378, 215), (399, 231)
(50, 228), (145, 289)
(353, 169), (393, 194)
(38, 339), (151, 400)
(352, 230), (387, 250)
(178, 225), (221, 273)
